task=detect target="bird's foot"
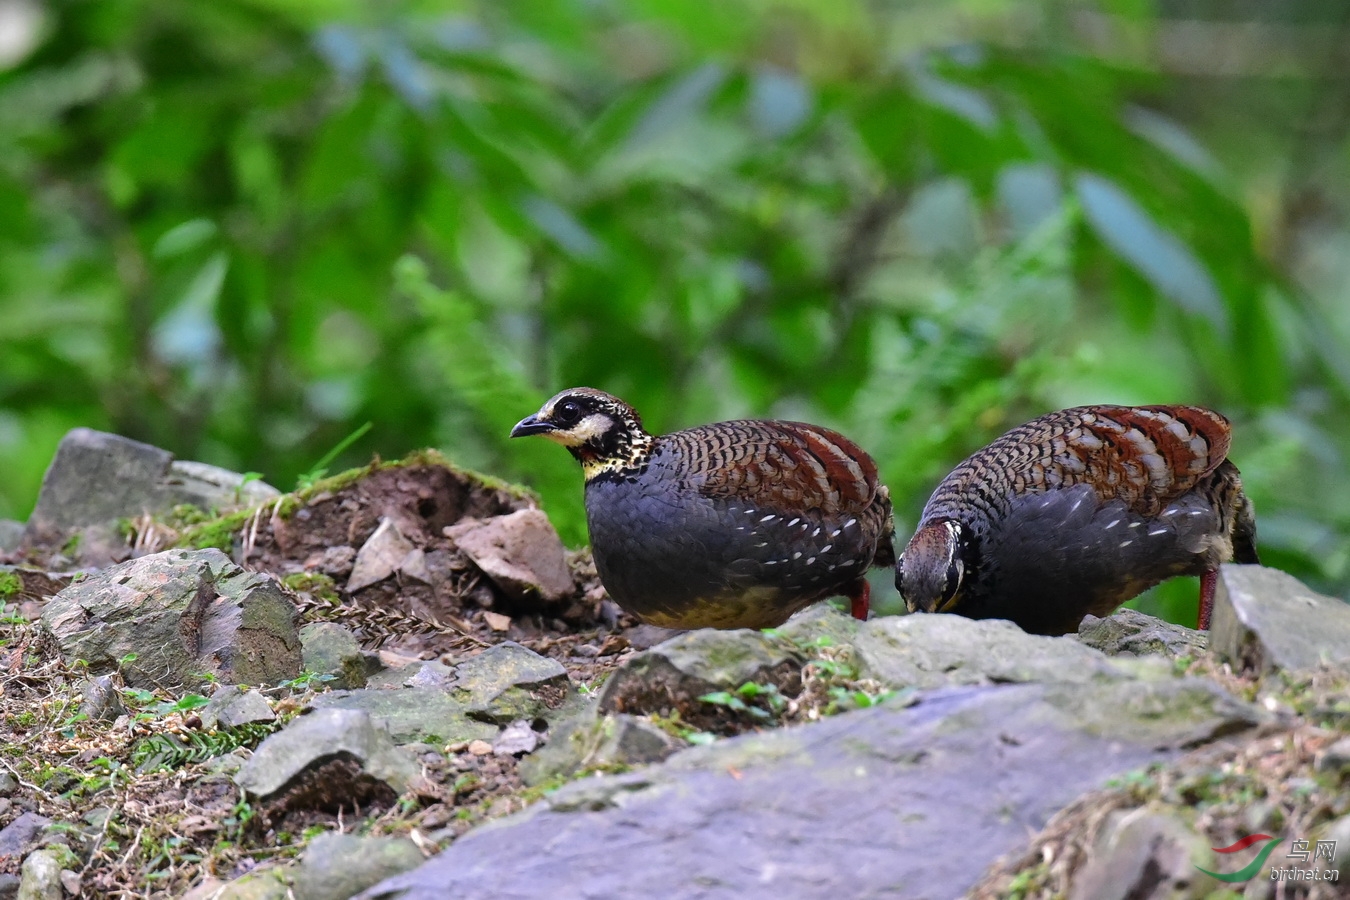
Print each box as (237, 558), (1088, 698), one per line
(847, 579), (870, 621)
(1198, 567), (1218, 631)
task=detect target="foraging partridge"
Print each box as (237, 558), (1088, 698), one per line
(896, 405), (1258, 635)
(511, 388), (895, 630)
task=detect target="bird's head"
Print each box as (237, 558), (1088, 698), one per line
(896, 519), (973, 614)
(510, 387), (653, 479)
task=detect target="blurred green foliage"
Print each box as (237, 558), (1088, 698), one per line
(2, 0), (1348, 622)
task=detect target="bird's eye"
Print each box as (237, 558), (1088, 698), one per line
(555, 400), (583, 426)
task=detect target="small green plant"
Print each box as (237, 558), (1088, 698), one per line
(0, 570), (21, 600)
(699, 681), (787, 720)
(296, 422), (373, 490)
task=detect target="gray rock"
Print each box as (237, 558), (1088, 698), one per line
(1069, 809), (1218, 900)
(444, 509), (574, 602)
(492, 719), (543, 757)
(181, 870), (291, 900)
(855, 614), (1124, 688)
(16, 849), (62, 900)
(364, 660), (455, 690)
(21, 428), (278, 563)
(1077, 608), (1208, 659)
(599, 628), (798, 718)
(0, 520), (23, 553)
(0, 813), (51, 859)
(200, 687), (275, 729)
(78, 674), (126, 722)
(518, 711), (679, 787)
(454, 641), (576, 724)
(1210, 565), (1350, 673)
(308, 687), (497, 746)
(1322, 813), (1350, 870)
(1316, 735), (1350, 774)
(235, 708), (420, 805)
(358, 677), (1263, 900)
(293, 832), (424, 900)
(300, 622), (376, 689)
(0, 772), (16, 796)
(0, 873), (18, 900)
(40, 548), (302, 689)
(347, 517), (418, 593)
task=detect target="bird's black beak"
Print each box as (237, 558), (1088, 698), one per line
(510, 414), (555, 438)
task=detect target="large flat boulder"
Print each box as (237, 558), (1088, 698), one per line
(357, 677), (1263, 900)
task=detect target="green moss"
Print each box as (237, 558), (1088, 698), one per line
(0, 570), (21, 600)
(281, 571), (340, 602)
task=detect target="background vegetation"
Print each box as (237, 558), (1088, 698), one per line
(2, 0), (1347, 621)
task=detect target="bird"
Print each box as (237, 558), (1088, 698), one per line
(510, 387), (895, 630)
(896, 404), (1258, 635)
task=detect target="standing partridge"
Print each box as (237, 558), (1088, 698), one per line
(510, 388), (895, 630)
(896, 405), (1258, 635)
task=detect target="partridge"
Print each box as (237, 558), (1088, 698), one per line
(896, 405), (1257, 635)
(511, 388), (895, 630)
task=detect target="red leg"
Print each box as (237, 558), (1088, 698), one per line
(847, 579), (870, 621)
(1198, 567), (1218, 631)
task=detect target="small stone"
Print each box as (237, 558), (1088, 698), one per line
(0, 772), (17, 796)
(347, 518), (415, 593)
(312, 545), (357, 579)
(444, 509), (574, 603)
(79, 675), (126, 722)
(1316, 736), (1350, 774)
(467, 740), (493, 756)
(492, 720), (542, 757)
(292, 832), (423, 900)
(518, 712), (679, 787)
(235, 708), (421, 805)
(1077, 609), (1207, 659)
(1210, 564), (1350, 673)
(215, 690), (276, 728)
(1069, 809), (1217, 900)
(0, 812), (51, 858)
(58, 871), (80, 896)
(483, 611), (511, 632)
(300, 622), (375, 690)
(18, 848), (63, 900)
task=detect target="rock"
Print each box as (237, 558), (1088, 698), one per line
(365, 659), (455, 690)
(1210, 565), (1350, 673)
(1077, 609), (1208, 659)
(518, 711), (680, 787)
(598, 628), (798, 719)
(181, 869), (291, 900)
(57, 872), (80, 896)
(347, 517), (417, 593)
(16, 848), (62, 900)
(292, 832), (424, 900)
(21, 428), (279, 564)
(0, 813), (51, 859)
(300, 622), (376, 689)
(0, 874), (18, 900)
(1322, 813), (1350, 870)
(357, 677), (1263, 900)
(235, 708), (420, 810)
(454, 641), (576, 724)
(854, 615), (1124, 689)
(1069, 809), (1218, 900)
(0, 772), (16, 796)
(78, 674), (126, 722)
(40, 548), (302, 689)
(1316, 735), (1350, 774)
(308, 687), (497, 746)
(444, 509), (574, 602)
(200, 687), (275, 729)
(0, 520), (23, 553)
(492, 719), (544, 757)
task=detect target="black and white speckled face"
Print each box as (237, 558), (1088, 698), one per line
(510, 387), (654, 479)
